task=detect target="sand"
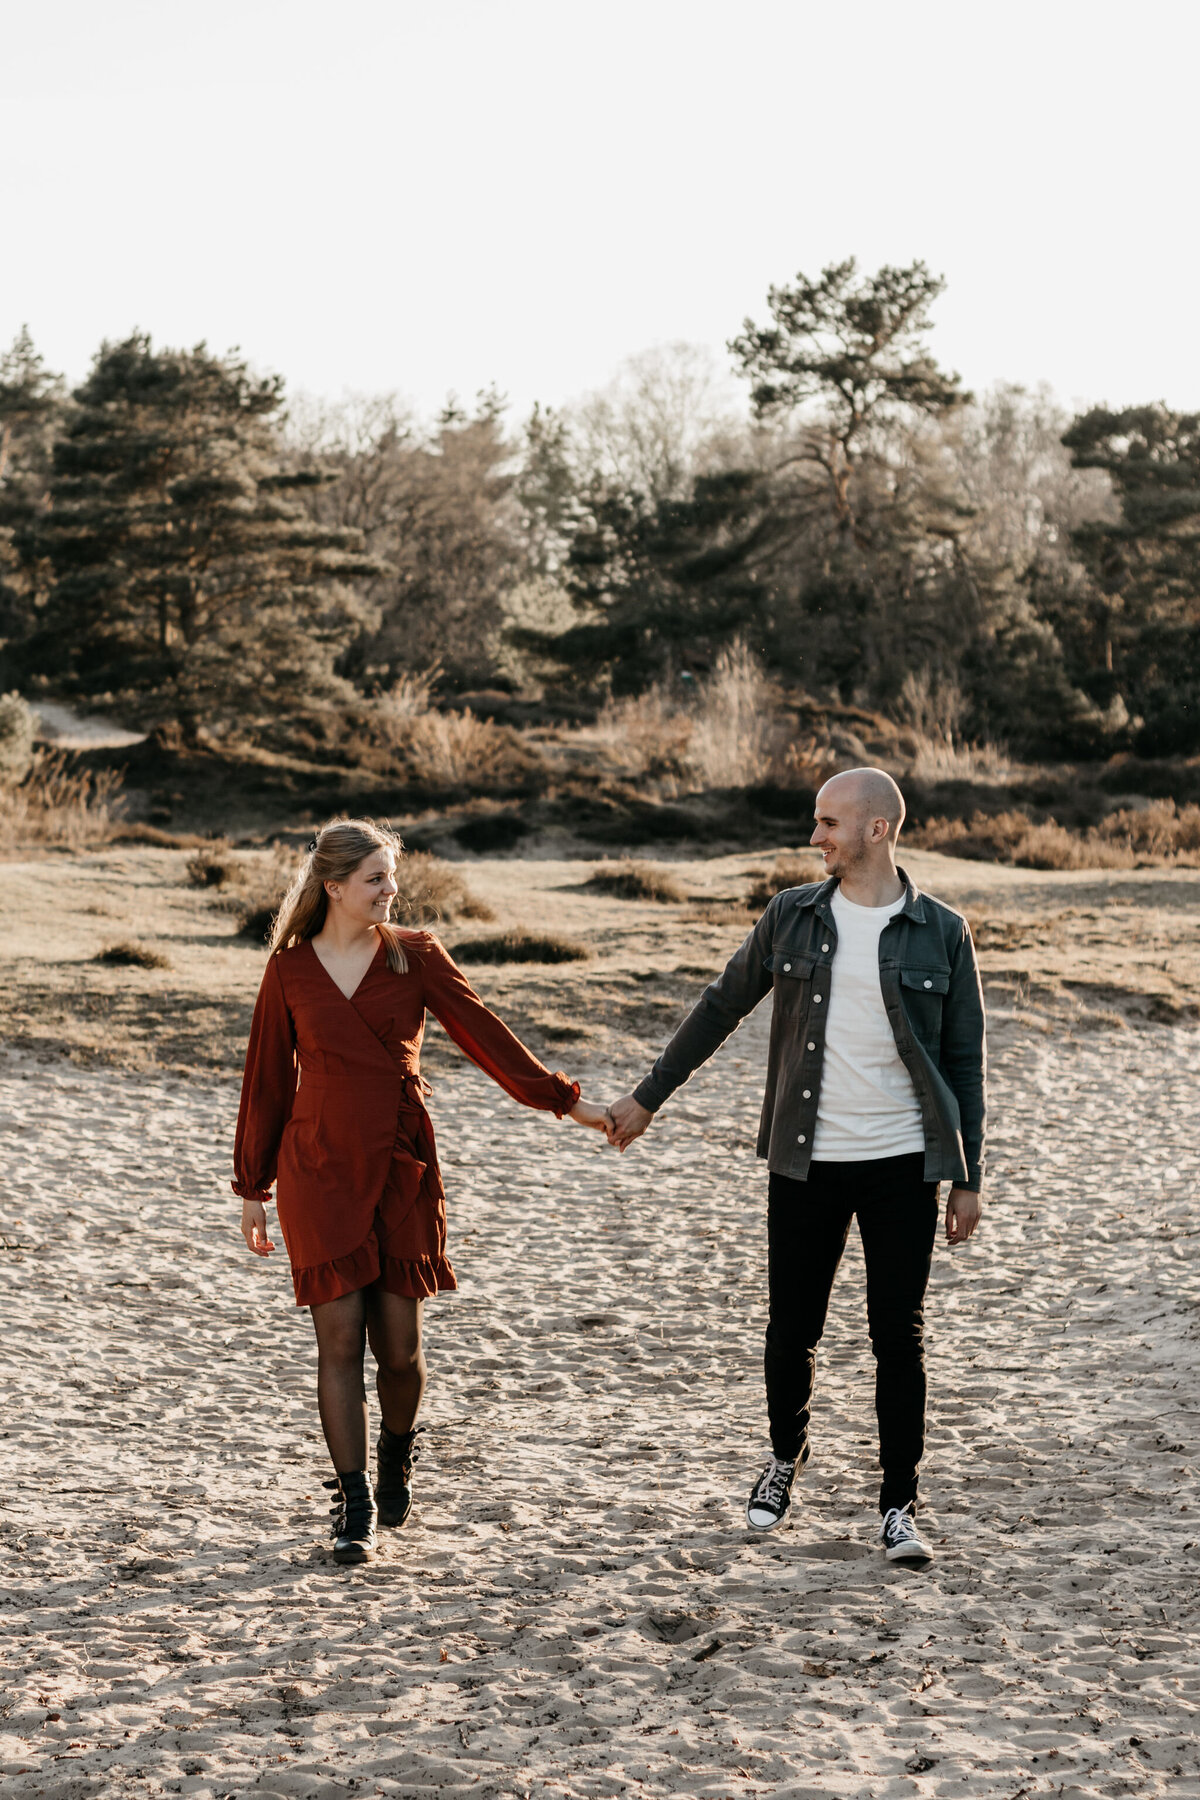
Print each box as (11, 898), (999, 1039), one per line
(1, 952), (1199, 1797)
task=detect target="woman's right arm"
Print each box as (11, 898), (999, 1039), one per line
(233, 957), (297, 1252)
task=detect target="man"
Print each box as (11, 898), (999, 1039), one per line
(607, 768), (985, 1565)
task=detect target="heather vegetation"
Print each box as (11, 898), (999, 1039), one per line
(1, 261), (1197, 867)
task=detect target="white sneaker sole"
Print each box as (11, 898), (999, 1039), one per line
(746, 1505), (788, 1531)
(883, 1538), (933, 1563)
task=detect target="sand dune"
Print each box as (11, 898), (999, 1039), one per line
(2, 993), (1199, 1798)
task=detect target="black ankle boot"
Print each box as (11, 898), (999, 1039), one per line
(376, 1425), (421, 1529)
(325, 1470), (377, 1564)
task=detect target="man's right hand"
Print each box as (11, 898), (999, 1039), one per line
(606, 1094), (654, 1151)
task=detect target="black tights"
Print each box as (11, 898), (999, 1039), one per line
(309, 1286), (425, 1473)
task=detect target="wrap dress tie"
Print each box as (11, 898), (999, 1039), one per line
(232, 931), (580, 1307)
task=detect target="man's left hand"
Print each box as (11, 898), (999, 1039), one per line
(945, 1186), (982, 1244)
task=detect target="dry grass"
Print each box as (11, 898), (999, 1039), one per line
(0, 751), (124, 851)
(906, 735), (1019, 784)
(375, 682), (543, 790)
(452, 930), (591, 965)
(583, 860), (687, 903)
(587, 643), (820, 795)
(590, 688), (693, 784)
(914, 803), (1200, 870)
(684, 643), (782, 788)
(393, 852), (495, 925)
(1093, 800), (1200, 858)
(93, 941), (171, 970)
(914, 812), (1133, 870)
(746, 855), (821, 908)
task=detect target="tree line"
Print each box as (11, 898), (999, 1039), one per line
(1, 258), (1197, 761)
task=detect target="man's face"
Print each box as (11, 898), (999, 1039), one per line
(810, 787), (870, 877)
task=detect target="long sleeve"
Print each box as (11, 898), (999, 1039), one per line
(422, 937), (580, 1117)
(232, 955), (298, 1203)
(941, 919), (987, 1191)
(633, 902), (776, 1112)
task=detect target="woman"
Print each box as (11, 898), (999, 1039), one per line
(233, 818), (608, 1565)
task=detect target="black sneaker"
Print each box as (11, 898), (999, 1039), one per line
(746, 1453), (798, 1531)
(879, 1504), (934, 1564)
(326, 1471), (378, 1565)
(376, 1425), (421, 1529)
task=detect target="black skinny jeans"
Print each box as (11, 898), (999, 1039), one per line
(765, 1152), (938, 1515)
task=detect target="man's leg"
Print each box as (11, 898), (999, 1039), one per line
(764, 1165), (855, 1463)
(855, 1153), (939, 1516)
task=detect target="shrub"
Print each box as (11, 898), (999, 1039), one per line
(94, 941), (171, 969)
(237, 905), (277, 943)
(747, 855), (821, 908)
(1092, 800), (1200, 859)
(584, 859), (687, 902)
(913, 811), (1133, 870)
(0, 692), (35, 785)
(452, 930), (590, 965)
(186, 843), (238, 887)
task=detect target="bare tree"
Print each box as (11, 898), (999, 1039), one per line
(566, 341), (748, 504)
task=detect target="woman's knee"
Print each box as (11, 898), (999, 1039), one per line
(374, 1332), (423, 1378)
(317, 1322), (366, 1366)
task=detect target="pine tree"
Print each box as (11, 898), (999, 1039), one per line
(730, 259), (968, 541)
(1063, 404), (1200, 751)
(0, 327), (66, 656)
(22, 334), (386, 740)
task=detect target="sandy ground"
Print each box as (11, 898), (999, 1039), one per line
(1, 849), (1199, 1797)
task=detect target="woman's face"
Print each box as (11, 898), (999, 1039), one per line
(328, 847), (399, 926)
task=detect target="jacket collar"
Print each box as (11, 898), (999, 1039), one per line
(798, 865), (926, 924)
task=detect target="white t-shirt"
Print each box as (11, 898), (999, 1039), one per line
(811, 886), (925, 1162)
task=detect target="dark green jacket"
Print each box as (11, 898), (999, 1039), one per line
(633, 868), (986, 1190)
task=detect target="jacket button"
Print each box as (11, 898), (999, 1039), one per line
(783, 962), (791, 972)
(821, 943), (830, 952)
(807, 1041), (815, 1051)
(813, 994), (823, 1004)
(924, 979), (933, 989)
(797, 1134), (806, 1144)
(802, 1089), (811, 1099)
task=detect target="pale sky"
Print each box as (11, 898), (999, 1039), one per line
(2, 0), (1195, 422)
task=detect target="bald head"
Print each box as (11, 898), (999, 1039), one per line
(818, 767), (906, 839)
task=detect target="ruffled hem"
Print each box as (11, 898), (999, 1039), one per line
(232, 1178), (272, 1205)
(290, 1240), (457, 1308)
(552, 1074), (582, 1119)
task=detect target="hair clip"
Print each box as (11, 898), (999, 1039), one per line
(306, 837), (319, 853)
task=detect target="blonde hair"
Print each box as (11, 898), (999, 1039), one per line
(268, 818), (411, 974)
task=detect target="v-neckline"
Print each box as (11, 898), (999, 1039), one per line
(308, 934), (385, 1003)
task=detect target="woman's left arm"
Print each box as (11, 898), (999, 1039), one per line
(421, 936), (597, 1124)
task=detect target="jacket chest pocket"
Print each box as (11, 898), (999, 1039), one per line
(900, 966), (949, 1043)
(766, 952), (819, 1014)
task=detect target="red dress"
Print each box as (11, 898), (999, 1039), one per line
(232, 931), (580, 1307)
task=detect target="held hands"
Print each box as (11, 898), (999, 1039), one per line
(568, 1099), (613, 1133)
(568, 1093), (654, 1151)
(240, 1198), (275, 1257)
(605, 1093), (653, 1152)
